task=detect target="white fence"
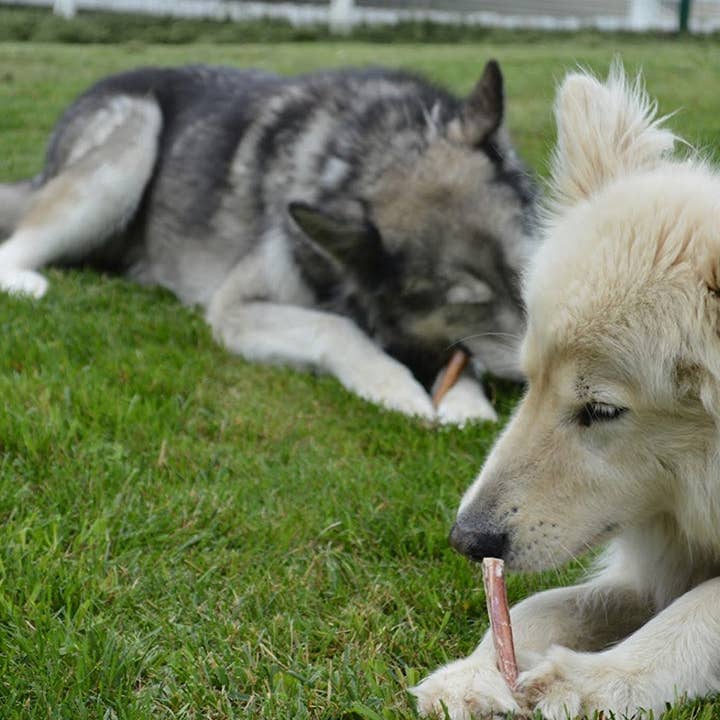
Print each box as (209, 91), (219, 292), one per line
(2, 0), (720, 33)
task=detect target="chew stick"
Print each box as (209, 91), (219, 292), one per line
(431, 349), (469, 408)
(482, 557), (518, 691)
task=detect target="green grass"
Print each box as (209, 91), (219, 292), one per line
(0, 39), (718, 719)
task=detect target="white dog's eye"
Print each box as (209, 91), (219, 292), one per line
(578, 402), (627, 427)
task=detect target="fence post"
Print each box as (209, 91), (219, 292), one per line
(329, 0), (355, 35)
(53, 0), (77, 18)
(679, 0), (692, 32)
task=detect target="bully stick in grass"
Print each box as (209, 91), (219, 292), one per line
(482, 557), (519, 691)
(431, 349), (469, 408)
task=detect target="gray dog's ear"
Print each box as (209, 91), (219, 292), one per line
(458, 60), (504, 146)
(288, 200), (386, 280)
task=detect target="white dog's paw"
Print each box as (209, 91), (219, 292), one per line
(517, 646), (639, 720)
(436, 376), (497, 427)
(411, 655), (522, 719)
(0, 269), (48, 298)
(339, 361), (436, 420)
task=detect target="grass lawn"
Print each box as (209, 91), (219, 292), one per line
(0, 36), (719, 719)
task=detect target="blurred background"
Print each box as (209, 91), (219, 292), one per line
(0, 0), (715, 33)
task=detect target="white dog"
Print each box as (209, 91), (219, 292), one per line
(412, 64), (720, 719)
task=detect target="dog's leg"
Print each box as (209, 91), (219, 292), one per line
(435, 371), (498, 426)
(0, 180), (33, 240)
(0, 96), (161, 298)
(517, 577), (720, 719)
(412, 576), (652, 719)
(207, 299), (436, 419)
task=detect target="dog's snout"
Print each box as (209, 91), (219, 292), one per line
(448, 521), (507, 562)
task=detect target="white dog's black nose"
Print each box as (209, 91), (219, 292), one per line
(448, 521), (507, 562)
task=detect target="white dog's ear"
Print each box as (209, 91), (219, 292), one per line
(549, 63), (676, 210)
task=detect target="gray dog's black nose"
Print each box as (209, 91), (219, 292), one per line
(449, 522), (507, 562)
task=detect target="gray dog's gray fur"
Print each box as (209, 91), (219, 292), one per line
(0, 62), (537, 423)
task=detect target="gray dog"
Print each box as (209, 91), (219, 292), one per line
(0, 61), (536, 424)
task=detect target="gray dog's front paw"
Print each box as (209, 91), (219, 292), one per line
(0, 269), (49, 298)
(436, 376), (498, 426)
(337, 359), (436, 420)
(411, 655), (521, 719)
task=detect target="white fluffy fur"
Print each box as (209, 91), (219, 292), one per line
(548, 61), (676, 211)
(413, 66), (720, 718)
